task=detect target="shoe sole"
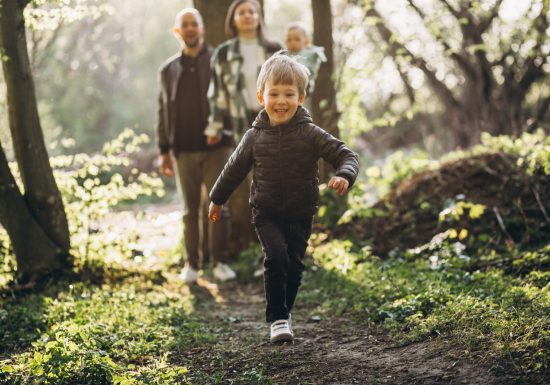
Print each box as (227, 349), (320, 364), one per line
(270, 332), (293, 343)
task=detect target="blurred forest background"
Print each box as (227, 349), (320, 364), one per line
(0, 0), (548, 384)
(2, 0), (546, 159)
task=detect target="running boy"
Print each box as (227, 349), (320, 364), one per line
(208, 53), (359, 343)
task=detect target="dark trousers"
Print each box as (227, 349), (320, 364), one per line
(254, 215), (313, 322)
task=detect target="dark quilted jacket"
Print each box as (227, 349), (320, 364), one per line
(209, 107), (359, 219)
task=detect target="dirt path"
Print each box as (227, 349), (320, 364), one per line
(176, 279), (503, 385)
(103, 205), (505, 384)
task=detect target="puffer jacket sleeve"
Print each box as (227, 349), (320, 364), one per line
(205, 46), (228, 137)
(210, 129), (255, 205)
(311, 125), (359, 187)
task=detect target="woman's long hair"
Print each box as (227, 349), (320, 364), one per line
(224, 0), (278, 48)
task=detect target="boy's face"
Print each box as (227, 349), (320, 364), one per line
(257, 82), (305, 126)
(285, 29), (308, 53)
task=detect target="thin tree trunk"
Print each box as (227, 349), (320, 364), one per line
(0, 0), (71, 279)
(311, 0), (340, 182)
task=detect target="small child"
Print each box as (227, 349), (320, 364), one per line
(208, 52), (359, 343)
(284, 22), (327, 96)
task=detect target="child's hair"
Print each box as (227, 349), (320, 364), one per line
(256, 51), (309, 97)
(285, 22), (309, 39)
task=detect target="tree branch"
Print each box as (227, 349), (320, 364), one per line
(406, 0), (478, 80)
(479, 0), (504, 33)
(367, 7), (459, 109)
(515, 4), (549, 103)
(396, 61), (416, 105)
(439, 0), (461, 19)
(18, 0), (32, 9)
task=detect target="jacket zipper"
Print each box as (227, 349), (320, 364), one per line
(279, 126), (284, 208)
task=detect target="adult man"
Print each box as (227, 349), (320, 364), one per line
(157, 8), (236, 283)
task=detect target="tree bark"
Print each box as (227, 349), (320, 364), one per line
(0, 0), (71, 279)
(311, 0), (340, 181)
(193, 0), (234, 47)
(193, 0), (260, 260)
(0, 143), (66, 280)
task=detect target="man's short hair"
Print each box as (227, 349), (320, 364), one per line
(174, 8), (203, 27)
(257, 51), (309, 97)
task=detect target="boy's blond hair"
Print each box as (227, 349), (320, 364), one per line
(256, 51), (309, 97)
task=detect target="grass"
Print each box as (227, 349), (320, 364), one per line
(299, 237), (550, 384)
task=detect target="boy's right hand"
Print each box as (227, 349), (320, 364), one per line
(209, 202), (222, 223)
(206, 135), (222, 146)
(159, 154), (173, 177)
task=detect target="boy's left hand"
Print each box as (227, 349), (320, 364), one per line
(328, 176), (349, 196)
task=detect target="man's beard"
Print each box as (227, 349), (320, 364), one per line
(184, 37), (200, 48)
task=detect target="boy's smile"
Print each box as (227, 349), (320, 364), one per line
(257, 82), (305, 126)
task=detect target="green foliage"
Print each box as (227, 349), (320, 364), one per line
(365, 149), (434, 197)
(0, 280), (201, 385)
(56, 129), (164, 266)
(0, 129), (164, 282)
(230, 242), (264, 283)
(304, 238), (550, 383)
(316, 183), (353, 228)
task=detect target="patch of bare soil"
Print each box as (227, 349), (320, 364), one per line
(336, 152), (550, 257)
(176, 280), (507, 385)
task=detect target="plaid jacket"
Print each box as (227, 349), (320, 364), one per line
(205, 38), (281, 141)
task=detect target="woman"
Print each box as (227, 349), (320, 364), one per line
(205, 0), (281, 144)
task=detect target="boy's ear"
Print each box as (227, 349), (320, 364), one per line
(257, 90), (265, 106)
(298, 93), (305, 105)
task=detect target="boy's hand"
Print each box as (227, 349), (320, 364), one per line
(328, 176), (349, 196)
(209, 202), (222, 223)
(159, 154), (173, 177)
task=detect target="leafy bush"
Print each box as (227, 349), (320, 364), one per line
(0, 129), (165, 281)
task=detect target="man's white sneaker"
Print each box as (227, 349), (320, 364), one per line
(270, 319), (293, 343)
(253, 266), (264, 278)
(213, 263), (236, 281)
(179, 265), (198, 284)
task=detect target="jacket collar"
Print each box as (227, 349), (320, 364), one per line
(252, 106), (313, 130)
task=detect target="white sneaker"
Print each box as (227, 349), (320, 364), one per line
(270, 319), (293, 342)
(213, 263), (236, 281)
(179, 265), (198, 284)
(253, 266), (264, 277)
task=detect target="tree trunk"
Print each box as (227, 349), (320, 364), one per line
(194, 0), (265, 47)
(311, 0), (340, 182)
(0, 0), (71, 279)
(0, 143), (67, 280)
(193, 0), (234, 47)
(192, 0), (259, 260)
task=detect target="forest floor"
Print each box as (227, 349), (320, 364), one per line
(179, 278), (502, 385)
(107, 204), (505, 385)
